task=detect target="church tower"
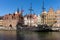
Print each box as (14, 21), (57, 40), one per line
(41, 0), (47, 25)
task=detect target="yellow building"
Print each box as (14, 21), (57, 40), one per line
(53, 10), (60, 27)
(56, 10), (60, 23)
(41, 10), (47, 25)
(46, 8), (56, 26)
(0, 17), (3, 26)
(0, 20), (3, 26)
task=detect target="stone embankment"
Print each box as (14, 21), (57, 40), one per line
(0, 26), (16, 31)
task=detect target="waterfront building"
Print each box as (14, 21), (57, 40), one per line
(24, 14), (28, 26)
(41, 10), (47, 25)
(3, 9), (23, 27)
(37, 14), (41, 25)
(53, 10), (60, 27)
(0, 16), (3, 26)
(47, 8), (56, 26)
(56, 10), (60, 24)
(24, 3), (38, 27)
(3, 14), (19, 27)
(40, 0), (47, 25)
(24, 14), (38, 27)
(0, 20), (3, 26)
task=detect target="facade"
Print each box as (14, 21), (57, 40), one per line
(37, 14), (41, 25)
(53, 10), (60, 27)
(47, 8), (56, 26)
(24, 14), (38, 27)
(41, 10), (47, 25)
(3, 10), (23, 27)
(24, 16), (28, 25)
(0, 16), (3, 26)
(0, 8), (60, 28)
(56, 10), (60, 23)
(0, 20), (3, 26)
(40, 8), (57, 26)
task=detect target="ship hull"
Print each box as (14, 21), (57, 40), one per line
(17, 26), (52, 32)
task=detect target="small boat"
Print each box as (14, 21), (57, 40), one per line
(52, 27), (60, 31)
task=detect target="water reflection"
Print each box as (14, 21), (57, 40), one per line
(0, 31), (16, 40)
(17, 31), (60, 40)
(0, 31), (60, 40)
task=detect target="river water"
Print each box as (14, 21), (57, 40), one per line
(0, 31), (60, 40)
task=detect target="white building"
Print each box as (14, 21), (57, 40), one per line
(24, 16), (28, 25)
(37, 14), (41, 25)
(24, 14), (38, 27)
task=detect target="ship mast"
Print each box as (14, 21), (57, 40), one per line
(42, 0), (45, 24)
(20, 7), (23, 16)
(29, 3), (33, 27)
(29, 3), (33, 14)
(42, 0), (45, 12)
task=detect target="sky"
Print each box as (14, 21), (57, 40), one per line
(0, 0), (60, 16)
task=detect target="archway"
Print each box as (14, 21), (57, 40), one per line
(9, 24), (12, 28)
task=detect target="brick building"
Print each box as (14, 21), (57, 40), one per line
(3, 10), (23, 27)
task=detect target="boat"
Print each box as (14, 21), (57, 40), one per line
(17, 24), (52, 32)
(52, 27), (60, 31)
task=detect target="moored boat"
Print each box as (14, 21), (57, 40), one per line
(17, 24), (52, 32)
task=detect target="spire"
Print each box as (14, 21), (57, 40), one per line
(29, 3), (33, 14)
(17, 8), (19, 13)
(21, 7), (24, 14)
(49, 7), (54, 12)
(42, 0), (47, 14)
(42, 0), (45, 12)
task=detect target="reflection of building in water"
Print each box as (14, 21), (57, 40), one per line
(24, 14), (38, 27)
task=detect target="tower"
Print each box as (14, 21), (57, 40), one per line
(17, 8), (19, 13)
(15, 8), (19, 14)
(41, 0), (47, 24)
(42, 0), (45, 12)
